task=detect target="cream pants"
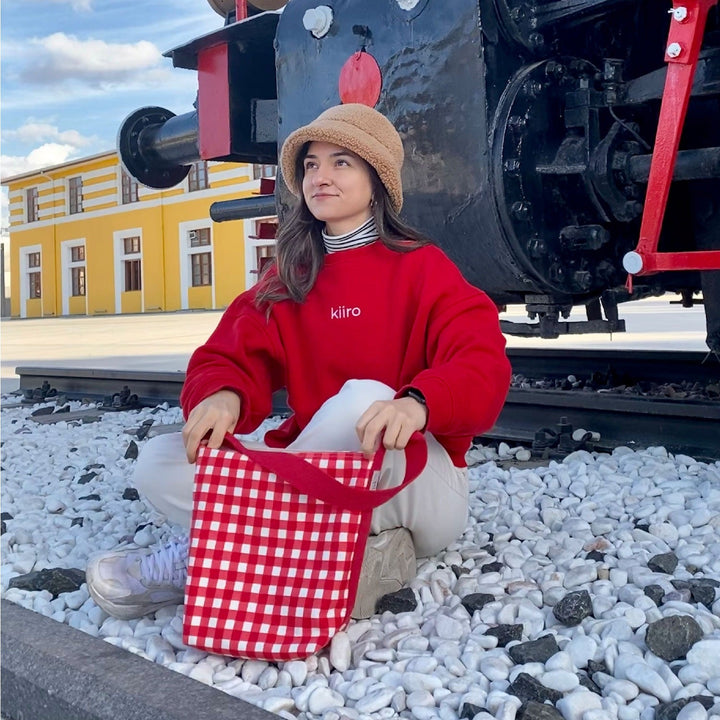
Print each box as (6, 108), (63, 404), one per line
(134, 379), (468, 558)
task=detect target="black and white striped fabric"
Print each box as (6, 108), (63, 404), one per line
(322, 217), (379, 253)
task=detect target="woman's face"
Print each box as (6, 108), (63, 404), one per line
(301, 141), (374, 236)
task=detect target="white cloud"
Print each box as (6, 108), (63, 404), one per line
(1, 144), (79, 181)
(24, 0), (93, 11)
(20, 33), (163, 86)
(3, 122), (95, 148)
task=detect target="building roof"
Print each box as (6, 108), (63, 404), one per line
(1, 150), (116, 185)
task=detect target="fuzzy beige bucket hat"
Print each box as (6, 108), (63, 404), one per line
(280, 103), (404, 211)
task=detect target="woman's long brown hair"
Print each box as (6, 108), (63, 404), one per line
(254, 142), (430, 309)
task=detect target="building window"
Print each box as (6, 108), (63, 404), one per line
(121, 170), (139, 204)
(189, 227), (211, 247)
(29, 272), (42, 299)
(122, 235), (142, 291)
(67, 243), (86, 297)
(68, 176), (83, 214)
(71, 267), (86, 296)
(26, 250), (42, 298)
(124, 236), (141, 254)
(187, 227), (212, 287)
(191, 253), (212, 287)
(26, 188), (39, 223)
(253, 164), (276, 180)
(125, 260), (142, 291)
(188, 161), (209, 192)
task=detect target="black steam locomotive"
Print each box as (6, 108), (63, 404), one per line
(118, 0), (720, 348)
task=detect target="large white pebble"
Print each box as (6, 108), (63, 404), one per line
(354, 687), (396, 714)
(478, 656), (510, 682)
(64, 588), (89, 610)
(262, 696), (296, 714)
(435, 615), (465, 641)
(406, 690), (435, 709)
(308, 686), (345, 714)
(399, 635), (430, 653)
(563, 564), (597, 588)
(624, 607), (646, 629)
(133, 527), (155, 547)
(284, 659), (308, 686)
(584, 710), (616, 720)
(686, 640), (720, 678)
(618, 706), (640, 720)
(623, 663), (671, 702)
(678, 664), (710, 685)
(258, 666), (279, 690)
(146, 634), (174, 662)
(556, 690), (603, 720)
(241, 659), (269, 684)
(45, 496), (67, 513)
(676, 702), (709, 720)
(604, 679), (639, 701)
(648, 523), (679, 545)
(406, 656), (438, 674)
(707, 677), (720, 695)
(438, 704), (458, 720)
(188, 662), (214, 685)
(565, 636), (597, 669)
(346, 619), (372, 642)
(541, 670), (580, 692)
(403, 672), (443, 693)
(212, 666), (237, 684)
(329, 631), (351, 672)
(545, 651), (574, 673)
(162, 625), (190, 650)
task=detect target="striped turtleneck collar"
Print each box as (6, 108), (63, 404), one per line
(322, 217), (380, 254)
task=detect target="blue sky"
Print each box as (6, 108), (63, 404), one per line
(1, 0), (226, 225)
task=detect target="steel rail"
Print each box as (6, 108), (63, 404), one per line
(11, 349), (720, 460)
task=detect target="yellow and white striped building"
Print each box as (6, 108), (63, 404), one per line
(2, 152), (277, 318)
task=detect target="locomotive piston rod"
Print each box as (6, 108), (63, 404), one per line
(626, 148), (720, 184)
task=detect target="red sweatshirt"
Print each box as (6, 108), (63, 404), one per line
(181, 242), (511, 466)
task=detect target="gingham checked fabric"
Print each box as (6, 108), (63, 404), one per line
(183, 440), (380, 661)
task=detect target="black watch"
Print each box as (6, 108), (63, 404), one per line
(404, 388), (427, 407)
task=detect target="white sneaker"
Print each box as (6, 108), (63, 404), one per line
(86, 537), (188, 620)
(351, 527), (416, 619)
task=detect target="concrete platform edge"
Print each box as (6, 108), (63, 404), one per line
(1, 599), (279, 720)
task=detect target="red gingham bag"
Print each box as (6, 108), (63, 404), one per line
(183, 433), (427, 661)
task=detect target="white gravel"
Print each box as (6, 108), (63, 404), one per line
(2, 397), (720, 720)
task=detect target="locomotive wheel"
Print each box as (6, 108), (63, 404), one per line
(490, 57), (634, 301)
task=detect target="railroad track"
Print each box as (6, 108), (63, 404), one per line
(10, 349), (720, 461)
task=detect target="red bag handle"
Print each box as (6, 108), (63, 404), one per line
(211, 432), (428, 512)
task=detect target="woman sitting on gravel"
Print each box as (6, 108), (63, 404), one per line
(86, 103), (512, 622)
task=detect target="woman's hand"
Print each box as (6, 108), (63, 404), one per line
(356, 397), (428, 459)
(182, 390), (241, 463)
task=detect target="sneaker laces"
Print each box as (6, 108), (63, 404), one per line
(138, 537), (188, 589)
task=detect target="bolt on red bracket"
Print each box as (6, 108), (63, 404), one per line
(623, 0), (720, 287)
